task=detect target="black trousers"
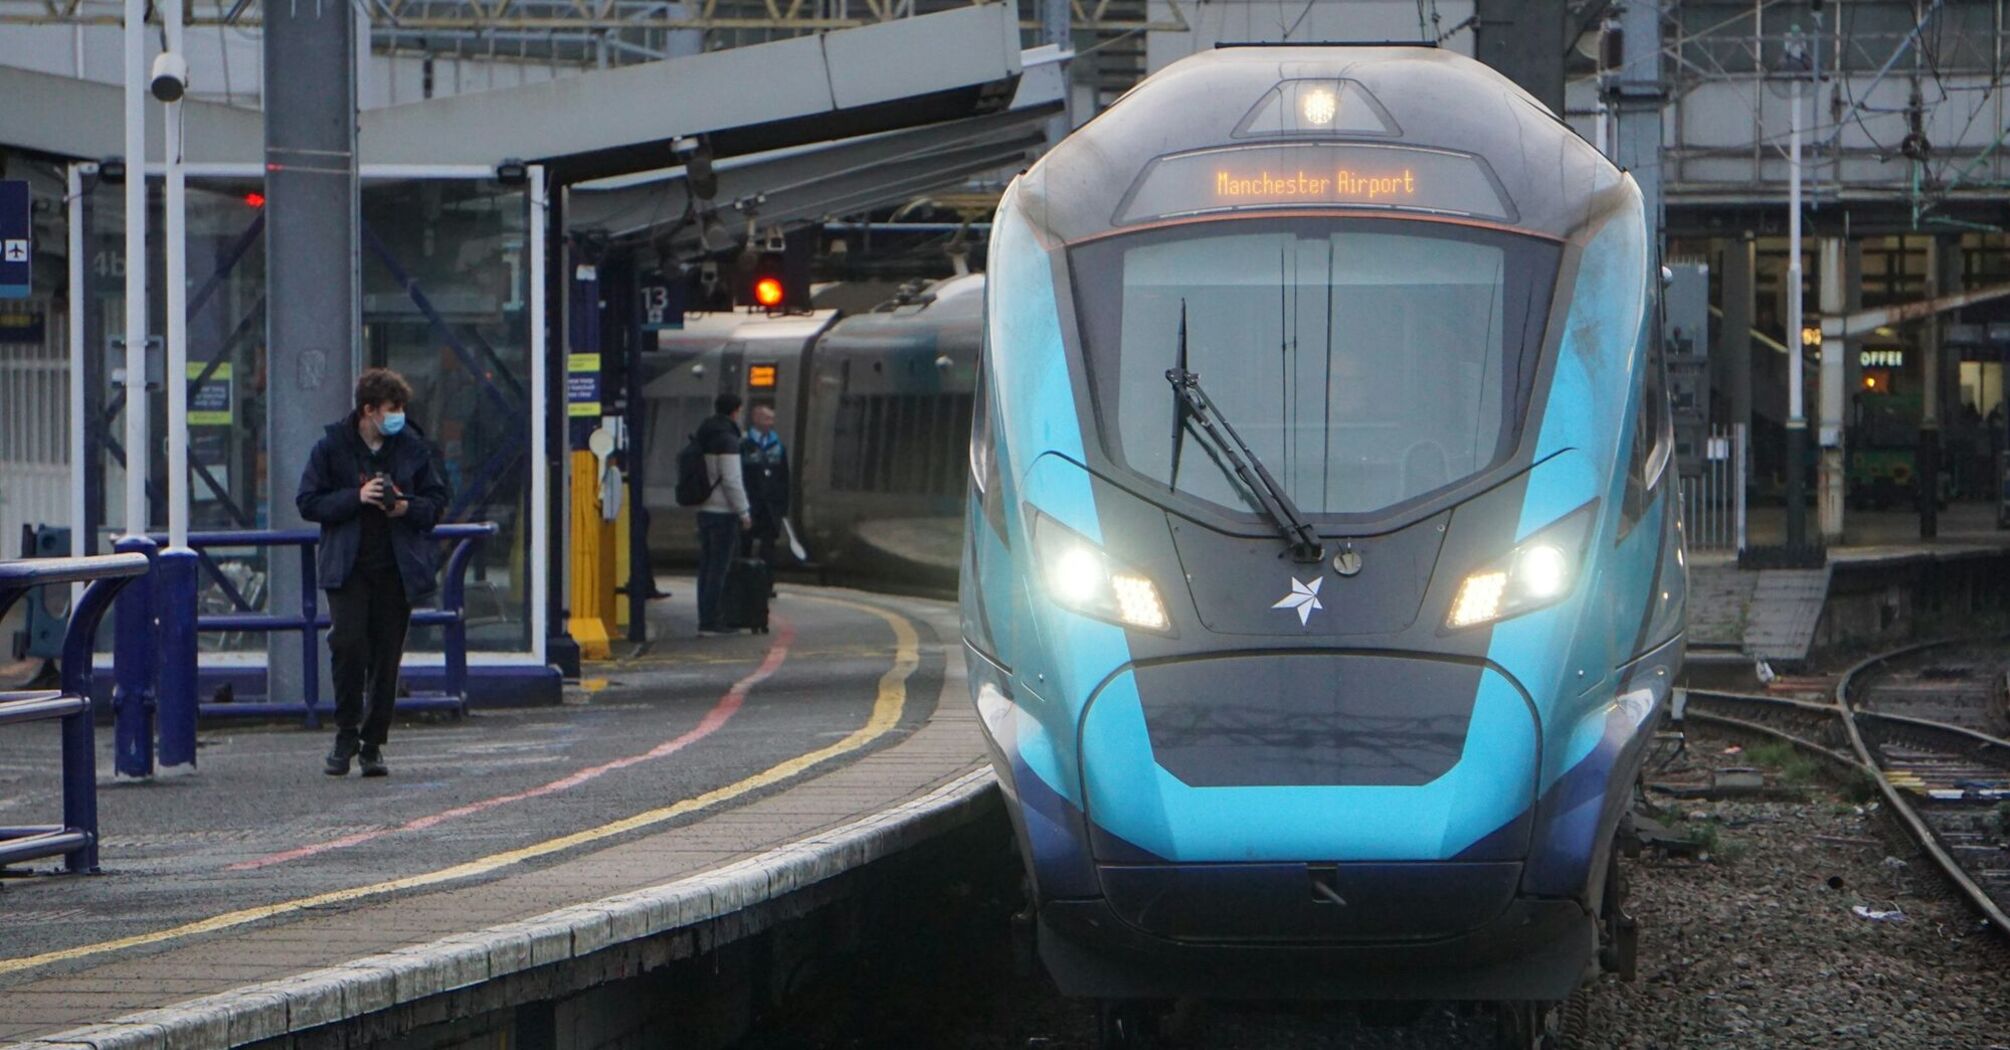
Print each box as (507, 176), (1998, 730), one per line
(695, 512), (740, 630)
(327, 563), (411, 746)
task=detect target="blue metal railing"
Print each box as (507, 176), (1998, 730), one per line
(0, 552), (151, 873)
(136, 524), (497, 731)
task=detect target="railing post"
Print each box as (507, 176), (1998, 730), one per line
(59, 587), (104, 874)
(112, 535), (158, 779)
(300, 542), (320, 729)
(156, 546), (200, 770)
(443, 536), (474, 708)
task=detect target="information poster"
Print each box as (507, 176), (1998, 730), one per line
(567, 352), (601, 418)
(189, 362), (233, 426)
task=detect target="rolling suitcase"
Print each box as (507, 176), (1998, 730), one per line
(720, 558), (772, 633)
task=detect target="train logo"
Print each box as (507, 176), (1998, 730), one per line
(1270, 576), (1324, 626)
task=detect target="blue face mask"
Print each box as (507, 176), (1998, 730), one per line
(379, 411), (406, 436)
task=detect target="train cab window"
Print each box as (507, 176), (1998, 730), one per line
(1072, 218), (1558, 521)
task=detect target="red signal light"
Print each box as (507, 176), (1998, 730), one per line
(244, 192), (266, 209)
(753, 276), (784, 308)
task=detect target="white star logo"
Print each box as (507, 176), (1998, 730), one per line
(1272, 576), (1324, 626)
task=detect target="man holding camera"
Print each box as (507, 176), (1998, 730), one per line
(297, 369), (451, 777)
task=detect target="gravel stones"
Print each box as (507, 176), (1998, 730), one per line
(1580, 729), (2010, 1050)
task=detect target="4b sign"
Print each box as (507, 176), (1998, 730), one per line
(0, 180), (28, 299)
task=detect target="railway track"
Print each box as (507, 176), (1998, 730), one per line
(1684, 639), (2010, 935)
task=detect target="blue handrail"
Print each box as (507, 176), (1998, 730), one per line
(138, 524), (497, 733)
(0, 551), (150, 873)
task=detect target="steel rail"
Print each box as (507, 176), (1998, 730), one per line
(1687, 647), (2010, 935)
(1682, 709), (1866, 772)
(1839, 642), (2010, 934)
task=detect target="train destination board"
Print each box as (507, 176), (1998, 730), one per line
(1116, 143), (1515, 224)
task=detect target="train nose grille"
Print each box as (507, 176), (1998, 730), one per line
(1131, 654), (1484, 788)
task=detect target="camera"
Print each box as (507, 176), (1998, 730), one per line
(371, 472), (406, 508)
(150, 52), (189, 103)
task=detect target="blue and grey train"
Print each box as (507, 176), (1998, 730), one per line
(959, 45), (1686, 1038)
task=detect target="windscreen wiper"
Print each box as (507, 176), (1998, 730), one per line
(1166, 303), (1325, 564)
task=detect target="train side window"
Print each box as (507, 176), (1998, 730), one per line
(971, 357), (1006, 539)
(1622, 281), (1675, 536)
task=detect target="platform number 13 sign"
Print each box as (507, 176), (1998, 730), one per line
(638, 272), (685, 332)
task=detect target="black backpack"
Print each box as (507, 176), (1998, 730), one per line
(674, 433), (717, 507)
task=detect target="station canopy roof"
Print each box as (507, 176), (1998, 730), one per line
(0, 4), (1034, 184)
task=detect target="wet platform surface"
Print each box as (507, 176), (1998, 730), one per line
(1689, 501), (2010, 568)
(0, 580), (981, 1044)
(1688, 503), (2010, 660)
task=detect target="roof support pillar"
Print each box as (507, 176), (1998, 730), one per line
(1612, 0), (1664, 249)
(1818, 237), (1847, 544)
(1472, 0), (1566, 113)
(264, 0), (358, 708)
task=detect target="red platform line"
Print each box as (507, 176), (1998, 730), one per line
(227, 615), (797, 871)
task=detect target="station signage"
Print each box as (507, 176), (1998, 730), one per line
(638, 271), (685, 332)
(0, 179), (29, 299)
(0, 302), (45, 344)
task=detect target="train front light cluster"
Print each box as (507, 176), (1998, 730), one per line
(1446, 503), (1597, 630)
(1033, 512), (1171, 632)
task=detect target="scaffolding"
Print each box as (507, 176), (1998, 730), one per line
(1640, 0), (2010, 227)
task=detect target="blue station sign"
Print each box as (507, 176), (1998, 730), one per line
(0, 180), (29, 299)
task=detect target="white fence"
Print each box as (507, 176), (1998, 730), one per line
(1681, 424), (1747, 551)
(0, 300), (69, 553)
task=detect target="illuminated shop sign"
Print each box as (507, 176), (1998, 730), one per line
(1860, 349), (1904, 368)
(1117, 144), (1515, 224)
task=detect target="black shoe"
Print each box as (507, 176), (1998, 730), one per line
(359, 744), (388, 778)
(324, 735), (360, 776)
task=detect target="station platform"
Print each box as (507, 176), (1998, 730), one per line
(0, 581), (988, 1048)
(1688, 502), (2010, 665)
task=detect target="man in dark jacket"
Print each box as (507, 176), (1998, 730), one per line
(693, 394), (751, 634)
(739, 403), (789, 563)
(297, 368), (451, 777)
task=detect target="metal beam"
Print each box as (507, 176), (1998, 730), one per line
(0, 0), (1187, 31)
(568, 103), (1054, 243)
(1816, 282), (2010, 339)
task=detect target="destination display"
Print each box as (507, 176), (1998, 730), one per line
(1116, 144), (1515, 225)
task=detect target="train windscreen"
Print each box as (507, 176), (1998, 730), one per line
(1073, 217), (1558, 519)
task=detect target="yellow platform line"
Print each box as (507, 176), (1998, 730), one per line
(0, 595), (920, 979)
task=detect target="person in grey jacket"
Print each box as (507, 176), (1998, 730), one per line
(693, 393), (751, 634)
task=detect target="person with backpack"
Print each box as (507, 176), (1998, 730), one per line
(679, 393), (751, 634)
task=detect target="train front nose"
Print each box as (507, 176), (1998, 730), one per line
(1076, 653), (1541, 943)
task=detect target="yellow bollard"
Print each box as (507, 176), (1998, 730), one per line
(568, 449), (614, 660)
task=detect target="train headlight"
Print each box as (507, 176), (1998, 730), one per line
(1033, 512), (1171, 632)
(1445, 503), (1597, 630)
